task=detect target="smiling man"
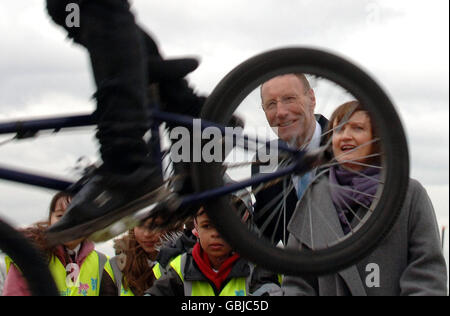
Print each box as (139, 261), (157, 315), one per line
(252, 73), (328, 246)
(261, 74), (317, 148)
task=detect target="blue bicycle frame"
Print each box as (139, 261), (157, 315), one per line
(0, 110), (302, 208)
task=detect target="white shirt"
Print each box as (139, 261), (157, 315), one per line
(66, 243), (82, 262)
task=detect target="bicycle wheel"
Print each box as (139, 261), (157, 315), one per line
(0, 219), (58, 295)
(192, 47), (409, 275)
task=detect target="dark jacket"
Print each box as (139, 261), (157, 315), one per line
(146, 249), (281, 296)
(156, 228), (197, 269)
(252, 114), (328, 245)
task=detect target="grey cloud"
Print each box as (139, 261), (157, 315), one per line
(131, 0), (404, 61)
(0, 1), (447, 261)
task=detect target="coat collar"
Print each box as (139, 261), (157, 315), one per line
(54, 240), (95, 266)
(287, 176), (344, 248)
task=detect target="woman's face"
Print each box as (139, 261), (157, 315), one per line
(332, 111), (374, 171)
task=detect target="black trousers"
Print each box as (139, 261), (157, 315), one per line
(46, 0), (156, 174)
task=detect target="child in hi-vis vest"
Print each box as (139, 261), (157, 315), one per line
(146, 193), (282, 296)
(2, 191), (116, 296)
(109, 216), (184, 296)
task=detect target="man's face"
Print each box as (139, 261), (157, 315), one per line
(261, 74), (316, 148)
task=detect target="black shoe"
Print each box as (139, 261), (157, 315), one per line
(46, 165), (164, 245)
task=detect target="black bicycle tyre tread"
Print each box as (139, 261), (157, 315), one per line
(193, 47), (409, 275)
(0, 219), (58, 296)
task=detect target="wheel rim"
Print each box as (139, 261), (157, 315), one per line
(192, 47), (409, 275)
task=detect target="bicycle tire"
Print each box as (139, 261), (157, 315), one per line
(192, 47), (409, 275)
(0, 219), (58, 295)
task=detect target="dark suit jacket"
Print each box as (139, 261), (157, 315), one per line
(251, 115), (328, 245)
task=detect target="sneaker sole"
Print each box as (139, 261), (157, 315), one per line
(46, 186), (169, 246)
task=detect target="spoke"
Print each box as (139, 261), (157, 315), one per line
(301, 105), (357, 151)
(270, 199), (285, 244)
(327, 182), (379, 200)
(259, 197), (286, 238)
(320, 163), (384, 185)
(252, 177), (295, 222)
(309, 193), (345, 246)
(307, 189), (314, 249)
(332, 138), (380, 162)
(0, 135), (18, 147)
(258, 180), (296, 239)
(295, 172), (344, 251)
(257, 180), (295, 230)
(248, 157), (295, 203)
(252, 187), (284, 222)
(329, 183), (379, 213)
(333, 192), (363, 225)
(298, 167), (330, 191)
(333, 159), (382, 170)
(268, 177), (291, 245)
(283, 178), (287, 245)
(320, 152), (382, 169)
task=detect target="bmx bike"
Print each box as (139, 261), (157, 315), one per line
(0, 47), (409, 295)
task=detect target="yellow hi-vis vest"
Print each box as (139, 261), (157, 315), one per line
(5, 252), (114, 296)
(170, 253), (252, 296)
(109, 256), (166, 296)
(4, 256), (13, 275)
(152, 262), (167, 280)
(109, 256), (134, 296)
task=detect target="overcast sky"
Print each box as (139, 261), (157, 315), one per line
(0, 1), (448, 262)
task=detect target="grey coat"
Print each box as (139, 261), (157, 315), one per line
(282, 176), (447, 296)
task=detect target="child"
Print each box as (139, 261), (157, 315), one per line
(109, 217), (183, 296)
(3, 191), (116, 296)
(145, 198), (281, 296)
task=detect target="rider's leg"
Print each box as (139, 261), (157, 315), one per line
(45, 0), (208, 240)
(47, 0), (153, 174)
(45, 0), (163, 238)
(47, 0), (205, 164)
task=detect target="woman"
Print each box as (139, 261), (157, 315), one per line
(3, 191), (116, 296)
(283, 101), (447, 296)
